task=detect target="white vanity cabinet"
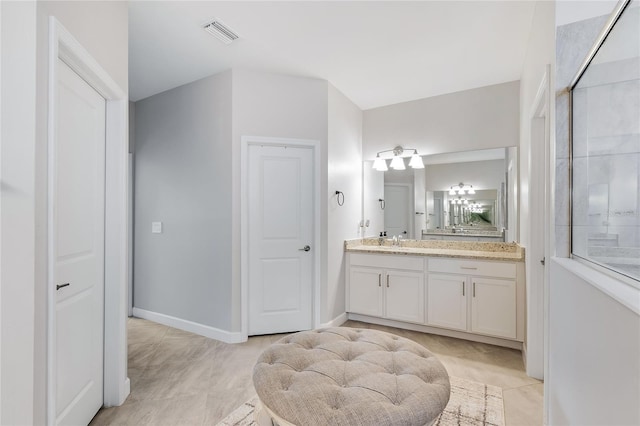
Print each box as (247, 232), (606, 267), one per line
(348, 266), (384, 317)
(345, 249), (524, 348)
(470, 277), (516, 339)
(426, 274), (468, 331)
(428, 258), (517, 339)
(347, 253), (425, 324)
(385, 270), (425, 323)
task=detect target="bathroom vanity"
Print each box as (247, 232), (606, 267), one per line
(345, 239), (525, 349)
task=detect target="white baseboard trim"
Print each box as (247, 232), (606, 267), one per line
(319, 312), (347, 328)
(132, 307), (246, 344)
(104, 377), (130, 408)
(123, 378), (130, 403)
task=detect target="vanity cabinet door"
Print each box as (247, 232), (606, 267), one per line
(470, 277), (517, 339)
(348, 267), (384, 317)
(385, 270), (424, 324)
(427, 274), (467, 331)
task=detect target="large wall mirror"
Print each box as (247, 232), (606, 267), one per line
(363, 147), (519, 242)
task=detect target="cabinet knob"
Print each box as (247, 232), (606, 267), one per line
(378, 274), (381, 287)
(386, 275), (390, 288)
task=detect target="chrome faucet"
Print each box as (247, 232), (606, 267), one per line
(391, 235), (403, 246)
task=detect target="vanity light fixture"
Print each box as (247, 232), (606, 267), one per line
(372, 146), (424, 171)
(450, 198), (469, 205)
(389, 155), (406, 170)
(469, 202), (483, 213)
(408, 153), (424, 169)
(373, 154), (388, 171)
(449, 182), (475, 195)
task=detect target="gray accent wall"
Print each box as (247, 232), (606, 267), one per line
(134, 71), (233, 330)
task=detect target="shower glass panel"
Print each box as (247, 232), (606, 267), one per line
(571, 0), (640, 283)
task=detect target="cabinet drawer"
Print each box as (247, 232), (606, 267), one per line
(349, 253), (424, 271)
(428, 258), (516, 279)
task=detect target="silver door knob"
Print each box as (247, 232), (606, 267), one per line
(299, 245), (311, 252)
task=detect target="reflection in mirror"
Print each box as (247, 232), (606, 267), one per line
(363, 147), (519, 242)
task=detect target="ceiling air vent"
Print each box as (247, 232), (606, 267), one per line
(203, 19), (239, 45)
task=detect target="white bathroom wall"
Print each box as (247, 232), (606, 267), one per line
(549, 259), (640, 425)
(362, 81), (520, 160)
(1, 3), (37, 423)
(326, 84), (363, 324)
(231, 69), (329, 328)
(424, 159), (505, 192)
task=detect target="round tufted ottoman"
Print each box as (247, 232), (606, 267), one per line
(253, 327), (450, 426)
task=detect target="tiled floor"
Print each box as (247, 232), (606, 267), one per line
(91, 318), (543, 425)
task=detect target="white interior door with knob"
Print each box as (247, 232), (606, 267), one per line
(247, 144), (314, 335)
(52, 59), (106, 425)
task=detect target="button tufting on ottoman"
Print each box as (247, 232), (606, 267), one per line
(253, 327), (450, 426)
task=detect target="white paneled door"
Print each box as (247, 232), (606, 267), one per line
(248, 144), (314, 335)
(54, 59), (106, 425)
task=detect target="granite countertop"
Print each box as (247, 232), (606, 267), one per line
(345, 238), (524, 262)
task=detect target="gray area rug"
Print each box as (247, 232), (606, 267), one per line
(217, 376), (505, 426)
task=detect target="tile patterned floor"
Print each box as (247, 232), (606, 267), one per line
(90, 318), (542, 425)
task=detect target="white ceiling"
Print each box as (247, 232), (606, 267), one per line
(129, 1), (536, 109)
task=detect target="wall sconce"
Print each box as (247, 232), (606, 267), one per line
(372, 146), (424, 171)
(448, 182), (476, 195)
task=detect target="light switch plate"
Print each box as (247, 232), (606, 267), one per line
(152, 222), (163, 234)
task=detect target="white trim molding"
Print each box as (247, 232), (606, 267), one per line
(47, 17), (129, 420)
(526, 65), (551, 381)
(240, 136), (322, 341)
(319, 312), (348, 328)
(132, 308), (245, 344)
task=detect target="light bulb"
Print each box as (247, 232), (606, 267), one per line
(408, 154), (424, 169)
(373, 156), (388, 171)
(468, 186), (475, 195)
(390, 156), (405, 170)
(449, 188), (456, 195)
